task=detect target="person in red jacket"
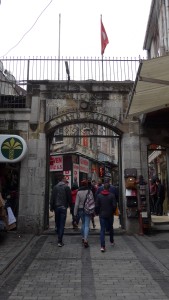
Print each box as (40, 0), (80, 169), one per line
(71, 183), (79, 229)
(95, 182), (117, 252)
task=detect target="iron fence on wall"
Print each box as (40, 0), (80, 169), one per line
(0, 56), (142, 108)
(0, 56), (141, 82)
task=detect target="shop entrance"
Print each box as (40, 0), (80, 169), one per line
(44, 120), (122, 232)
(0, 162), (20, 226)
(148, 144), (169, 227)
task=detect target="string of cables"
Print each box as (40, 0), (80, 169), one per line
(0, 0), (53, 58)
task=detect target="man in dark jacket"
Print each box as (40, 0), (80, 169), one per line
(50, 174), (72, 247)
(95, 182), (117, 252)
(95, 178), (119, 202)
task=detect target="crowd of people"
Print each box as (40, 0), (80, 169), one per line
(50, 175), (118, 252)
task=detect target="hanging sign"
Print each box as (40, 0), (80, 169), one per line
(73, 163), (79, 185)
(63, 170), (71, 187)
(50, 155), (63, 171)
(0, 134), (27, 163)
(79, 156), (89, 174)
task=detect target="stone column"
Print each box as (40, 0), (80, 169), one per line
(18, 134), (46, 233)
(18, 94), (47, 233)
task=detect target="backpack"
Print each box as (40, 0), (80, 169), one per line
(125, 177), (137, 189)
(83, 190), (95, 215)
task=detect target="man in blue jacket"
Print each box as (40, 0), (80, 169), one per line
(95, 182), (117, 252)
(95, 178), (119, 202)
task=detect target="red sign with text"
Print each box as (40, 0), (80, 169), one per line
(50, 155), (63, 172)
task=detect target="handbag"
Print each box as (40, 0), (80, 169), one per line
(114, 206), (119, 216)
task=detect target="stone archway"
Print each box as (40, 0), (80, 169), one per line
(45, 110), (124, 135)
(44, 110), (124, 230)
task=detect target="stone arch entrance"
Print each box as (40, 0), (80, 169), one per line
(44, 110), (123, 230)
(45, 111), (124, 135)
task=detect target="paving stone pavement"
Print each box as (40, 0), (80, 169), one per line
(1, 230), (169, 299)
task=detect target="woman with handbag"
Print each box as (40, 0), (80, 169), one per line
(74, 179), (95, 248)
(71, 183), (79, 229)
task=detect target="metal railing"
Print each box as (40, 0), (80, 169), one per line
(0, 56), (141, 84)
(0, 56), (142, 108)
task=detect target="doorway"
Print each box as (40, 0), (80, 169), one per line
(45, 121), (122, 231)
(148, 144), (169, 221)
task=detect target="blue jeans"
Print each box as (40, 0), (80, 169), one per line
(55, 206), (67, 243)
(99, 216), (114, 247)
(78, 209), (90, 241)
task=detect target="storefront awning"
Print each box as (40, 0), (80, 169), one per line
(127, 55), (169, 116)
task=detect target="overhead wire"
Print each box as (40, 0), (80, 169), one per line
(0, 0), (53, 58)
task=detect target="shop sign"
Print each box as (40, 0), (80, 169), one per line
(79, 157), (89, 174)
(73, 163), (79, 184)
(63, 170), (71, 187)
(0, 134), (27, 163)
(50, 155), (63, 171)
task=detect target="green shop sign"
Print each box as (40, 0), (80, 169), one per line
(0, 135), (27, 162)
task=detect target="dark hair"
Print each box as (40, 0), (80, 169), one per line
(104, 178), (110, 184)
(71, 183), (78, 190)
(80, 180), (88, 186)
(57, 174), (65, 182)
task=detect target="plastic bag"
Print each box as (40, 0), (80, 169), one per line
(7, 207), (16, 225)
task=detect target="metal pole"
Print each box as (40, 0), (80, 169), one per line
(58, 13), (61, 80)
(100, 15), (104, 81)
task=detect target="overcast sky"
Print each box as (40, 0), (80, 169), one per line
(0, 0), (152, 59)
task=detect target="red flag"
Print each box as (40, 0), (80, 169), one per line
(101, 20), (109, 55)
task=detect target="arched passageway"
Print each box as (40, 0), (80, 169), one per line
(44, 111), (123, 231)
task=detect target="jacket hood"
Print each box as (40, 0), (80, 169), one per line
(101, 190), (110, 195)
(78, 186), (89, 191)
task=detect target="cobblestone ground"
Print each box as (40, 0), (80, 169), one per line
(1, 232), (169, 300)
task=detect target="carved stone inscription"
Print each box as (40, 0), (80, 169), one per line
(45, 111), (119, 133)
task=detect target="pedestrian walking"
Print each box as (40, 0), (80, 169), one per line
(156, 178), (165, 216)
(95, 177), (119, 202)
(149, 178), (157, 214)
(71, 183), (79, 229)
(74, 179), (95, 248)
(95, 182), (117, 252)
(88, 179), (97, 229)
(50, 174), (72, 247)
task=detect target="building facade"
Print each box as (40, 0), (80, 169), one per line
(0, 57), (153, 234)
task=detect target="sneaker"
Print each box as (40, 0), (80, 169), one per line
(100, 247), (105, 252)
(58, 242), (64, 247)
(84, 241), (89, 248)
(110, 242), (115, 246)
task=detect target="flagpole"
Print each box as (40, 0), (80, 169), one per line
(101, 14), (104, 82)
(58, 13), (61, 80)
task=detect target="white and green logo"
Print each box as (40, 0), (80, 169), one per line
(0, 135), (27, 162)
(1, 137), (23, 160)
